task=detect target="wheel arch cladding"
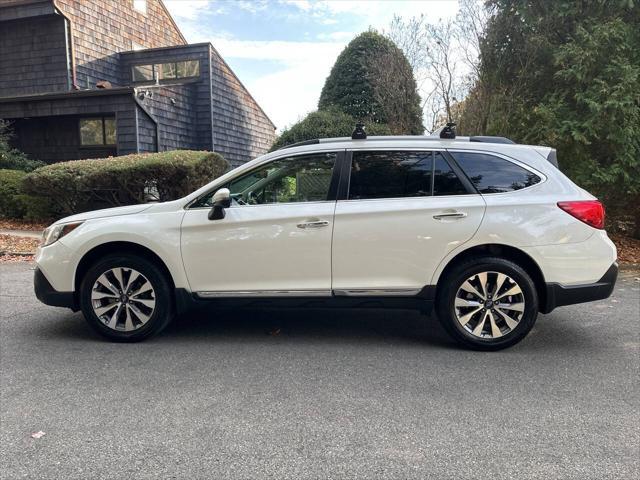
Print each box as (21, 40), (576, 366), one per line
(436, 244), (547, 311)
(74, 241), (176, 295)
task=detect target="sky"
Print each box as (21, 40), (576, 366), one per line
(163, 0), (460, 131)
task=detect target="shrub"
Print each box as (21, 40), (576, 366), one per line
(271, 108), (392, 151)
(0, 169), (27, 218)
(0, 120), (44, 172)
(23, 150), (228, 216)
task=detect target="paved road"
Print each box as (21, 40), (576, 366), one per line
(1, 262), (638, 479)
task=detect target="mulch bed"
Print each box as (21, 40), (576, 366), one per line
(610, 233), (640, 266)
(0, 219), (48, 231)
(0, 234), (38, 262)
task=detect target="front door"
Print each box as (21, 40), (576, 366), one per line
(181, 152), (340, 296)
(331, 149), (486, 294)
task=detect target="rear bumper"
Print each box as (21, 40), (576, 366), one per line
(34, 267), (77, 311)
(542, 262), (618, 313)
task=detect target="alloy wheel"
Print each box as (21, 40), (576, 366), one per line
(90, 267), (156, 332)
(454, 271), (525, 339)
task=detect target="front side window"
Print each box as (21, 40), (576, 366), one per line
(348, 151), (467, 200)
(80, 117), (116, 146)
(450, 152), (541, 193)
(192, 153), (336, 208)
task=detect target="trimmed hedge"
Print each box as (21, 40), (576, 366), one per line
(0, 169), (26, 218)
(22, 150), (228, 216)
(0, 169), (53, 220)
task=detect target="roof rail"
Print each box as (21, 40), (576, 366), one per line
(469, 136), (515, 144)
(275, 138), (320, 150)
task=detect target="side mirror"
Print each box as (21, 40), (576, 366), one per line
(208, 188), (231, 221)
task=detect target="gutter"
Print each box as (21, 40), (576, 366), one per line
(52, 0), (79, 90)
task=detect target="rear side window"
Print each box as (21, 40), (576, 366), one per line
(450, 152), (541, 193)
(348, 151), (467, 200)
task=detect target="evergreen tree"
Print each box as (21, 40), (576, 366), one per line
(318, 31), (424, 134)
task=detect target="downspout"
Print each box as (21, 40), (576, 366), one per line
(52, 0), (79, 90)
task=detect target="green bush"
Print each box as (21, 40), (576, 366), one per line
(0, 169), (27, 218)
(0, 169), (57, 220)
(23, 150), (229, 216)
(0, 120), (44, 172)
(271, 108), (392, 151)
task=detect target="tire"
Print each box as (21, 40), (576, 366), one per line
(79, 254), (174, 342)
(436, 256), (538, 351)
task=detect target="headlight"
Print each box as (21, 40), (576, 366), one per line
(40, 222), (84, 247)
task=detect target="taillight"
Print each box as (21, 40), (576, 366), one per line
(557, 200), (605, 229)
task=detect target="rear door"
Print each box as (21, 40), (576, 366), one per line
(331, 149), (486, 294)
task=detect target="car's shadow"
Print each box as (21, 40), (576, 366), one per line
(40, 306), (457, 349)
(39, 305), (598, 352)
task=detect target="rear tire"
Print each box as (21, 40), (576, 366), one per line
(436, 256), (538, 350)
(79, 254), (173, 342)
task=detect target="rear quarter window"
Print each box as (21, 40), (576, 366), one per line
(450, 152), (541, 194)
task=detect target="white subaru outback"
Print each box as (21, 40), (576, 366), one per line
(34, 129), (617, 350)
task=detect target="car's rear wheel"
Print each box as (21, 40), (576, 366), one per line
(436, 257), (538, 350)
(79, 254), (173, 342)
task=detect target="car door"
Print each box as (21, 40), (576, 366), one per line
(181, 151), (341, 296)
(331, 149), (486, 294)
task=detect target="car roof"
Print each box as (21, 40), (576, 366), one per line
(267, 135), (550, 158)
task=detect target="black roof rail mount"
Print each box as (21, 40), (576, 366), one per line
(469, 136), (515, 144)
(352, 123), (367, 140)
(440, 122), (456, 139)
(277, 138), (320, 150)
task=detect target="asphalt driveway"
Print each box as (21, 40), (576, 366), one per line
(1, 262), (638, 479)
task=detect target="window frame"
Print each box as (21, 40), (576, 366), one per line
(131, 60), (201, 85)
(446, 149), (546, 195)
(78, 116), (117, 147)
(186, 150), (345, 210)
(340, 148), (477, 202)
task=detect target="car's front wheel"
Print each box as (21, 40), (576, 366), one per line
(79, 254), (173, 342)
(436, 257), (539, 350)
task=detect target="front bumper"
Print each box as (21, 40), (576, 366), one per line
(34, 267), (77, 311)
(542, 262), (618, 313)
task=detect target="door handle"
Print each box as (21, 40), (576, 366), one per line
(297, 220), (330, 229)
(433, 211), (468, 220)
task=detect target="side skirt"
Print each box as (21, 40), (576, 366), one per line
(174, 286), (436, 316)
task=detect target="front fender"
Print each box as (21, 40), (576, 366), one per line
(59, 211), (188, 291)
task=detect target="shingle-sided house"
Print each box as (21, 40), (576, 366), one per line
(0, 0), (276, 167)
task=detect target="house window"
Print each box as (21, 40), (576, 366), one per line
(133, 0), (147, 14)
(132, 64), (154, 82)
(158, 60), (200, 80)
(80, 117), (116, 146)
(132, 61), (200, 83)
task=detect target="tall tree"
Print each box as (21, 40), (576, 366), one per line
(318, 30), (424, 135)
(466, 0), (640, 235)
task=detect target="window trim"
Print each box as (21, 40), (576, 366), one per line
(186, 150), (346, 210)
(339, 148), (477, 202)
(446, 149), (547, 195)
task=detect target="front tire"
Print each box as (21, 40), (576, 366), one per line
(436, 257), (538, 350)
(79, 254), (173, 342)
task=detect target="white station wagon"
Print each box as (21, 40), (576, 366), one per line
(34, 126), (617, 350)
